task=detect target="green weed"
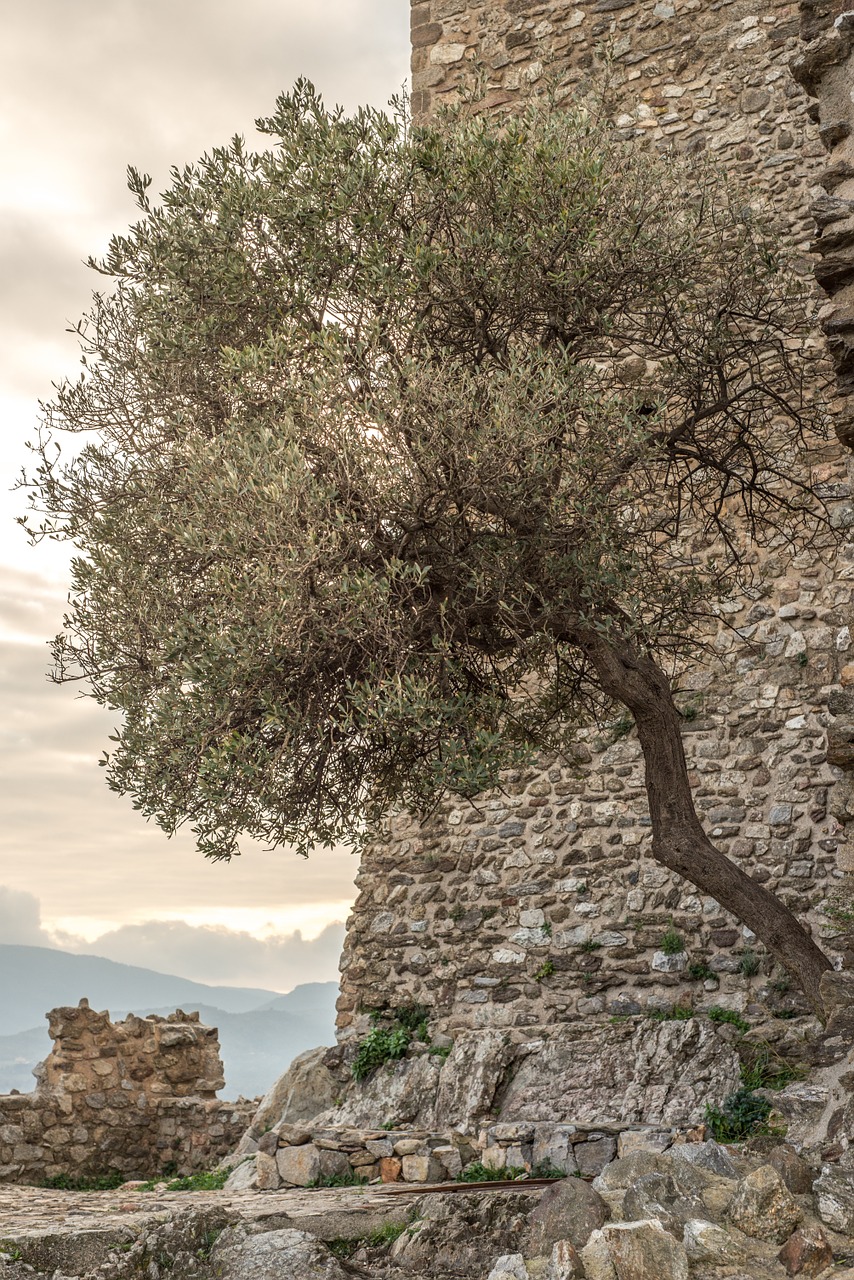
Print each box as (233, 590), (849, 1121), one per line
(708, 1006), (750, 1034)
(660, 926), (685, 956)
(705, 1089), (775, 1143)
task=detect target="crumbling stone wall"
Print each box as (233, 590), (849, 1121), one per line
(0, 1000), (255, 1184)
(335, 0), (854, 1040)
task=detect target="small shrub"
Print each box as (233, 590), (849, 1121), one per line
(427, 1044), (452, 1058)
(739, 1044), (803, 1092)
(648, 1005), (693, 1022)
(705, 1089), (774, 1143)
(535, 959), (555, 981)
(739, 949), (760, 977)
(578, 940), (601, 954)
(531, 1162), (568, 1180)
(797, 651), (808, 668)
(687, 961), (718, 982)
(327, 1222), (408, 1260)
(708, 1006), (750, 1034)
(660, 926), (685, 956)
(140, 1168), (230, 1192)
(457, 1162), (528, 1182)
(41, 1171), (126, 1191)
(352, 1026), (411, 1081)
(352, 1004), (431, 1081)
(309, 1171), (368, 1188)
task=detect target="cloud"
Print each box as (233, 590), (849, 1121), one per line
(0, 3), (397, 952)
(0, 887), (54, 947)
(0, 882), (345, 991)
(73, 919), (346, 990)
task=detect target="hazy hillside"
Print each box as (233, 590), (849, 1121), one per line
(0, 945), (281, 1032)
(0, 946), (338, 1099)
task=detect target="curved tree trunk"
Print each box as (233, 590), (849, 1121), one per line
(578, 628), (833, 1019)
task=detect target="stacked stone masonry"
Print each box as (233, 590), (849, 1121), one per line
(226, 1119), (702, 1192)
(0, 1001), (255, 1185)
(336, 0), (854, 1039)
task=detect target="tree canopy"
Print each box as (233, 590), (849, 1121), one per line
(27, 84), (834, 1010)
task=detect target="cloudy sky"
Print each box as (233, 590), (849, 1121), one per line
(0, 1), (409, 991)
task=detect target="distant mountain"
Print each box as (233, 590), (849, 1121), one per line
(0, 1025), (50, 1093)
(0, 945), (282, 1033)
(126, 988), (338, 1098)
(0, 945), (338, 1099)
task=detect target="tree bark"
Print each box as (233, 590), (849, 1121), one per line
(578, 627), (833, 1019)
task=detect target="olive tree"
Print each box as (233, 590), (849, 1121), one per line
(26, 83), (835, 1012)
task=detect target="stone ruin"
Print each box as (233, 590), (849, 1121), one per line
(0, 1000), (254, 1184)
(336, 0), (854, 1050)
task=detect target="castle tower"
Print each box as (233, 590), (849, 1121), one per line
(336, 0), (854, 1041)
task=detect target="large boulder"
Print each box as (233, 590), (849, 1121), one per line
(726, 1165), (802, 1244)
(497, 1018), (740, 1125)
(212, 1226), (347, 1280)
(313, 1052), (443, 1129)
(777, 1224), (834, 1278)
(815, 1165), (854, 1233)
(581, 1220), (689, 1280)
(230, 1046), (341, 1158)
(622, 1172), (707, 1237)
(526, 1177), (609, 1253)
(682, 1219), (744, 1264)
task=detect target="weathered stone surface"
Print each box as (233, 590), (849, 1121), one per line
(212, 1226), (347, 1280)
(669, 1139), (739, 1180)
(777, 1223), (834, 1277)
(433, 1030), (515, 1130)
(623, 1172), (706, 1237)
(276, 1143), (321, 1187)
(487, 1254), (529, 1280)
(314, 1054), (442, 1129)
(548, 1239), (583, 1279)
(223, 1157), (257, 1192)
(401, 1152), (444, 1182)
(682, 1217), (744, 1263)
(588, 1220), (689, 1280)
(497, 1020), (740, 1125)
(0, 1002), (251, 1186)
(254, 1151), (279, 1190)
(526, 1176), (608, 1253)
(235, 1048), (339, 1158)
(815, 1165), (854, 1232)
(726, 1165), (802, 1244)
(593, 1150), (667, 1191)
(767, 1144), (815, 1196)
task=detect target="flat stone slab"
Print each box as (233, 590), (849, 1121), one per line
(0, 1182), (543, 1273)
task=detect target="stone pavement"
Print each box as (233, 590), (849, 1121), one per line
(0, 1182), (427, 1273)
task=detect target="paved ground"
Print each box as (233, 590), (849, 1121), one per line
(0, 1182), (427, 1273)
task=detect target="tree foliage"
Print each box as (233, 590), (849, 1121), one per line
(27, 84), (826, 867)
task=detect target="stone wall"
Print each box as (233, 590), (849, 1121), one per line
(0, 1000), (255, 1185)
(335, 0), (854, 1040)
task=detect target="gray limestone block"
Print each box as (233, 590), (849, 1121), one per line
(212, 1227), (347, 1280)
(669, 1139), (739, 1180)
(815, 1164), (854, 1233)
(584, 1221), (689, 1280)
(487, 1255), (529, 1280)
(622, 1172), (707, 1236)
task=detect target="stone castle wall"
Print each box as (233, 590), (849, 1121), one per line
(0, 1000), (255, 1185)
(335, 0), (854, 1041)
